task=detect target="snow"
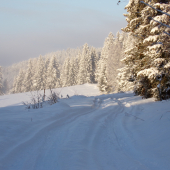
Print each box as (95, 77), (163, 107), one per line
(137, 67), (159, 80)
(0, 84), (170, 170)
(148, 43), (163, 51)
(164, 62), (170, 68)
(143, 35), (159, 43)
(153, 58), (165, 67)
(150, 27), (159, 34)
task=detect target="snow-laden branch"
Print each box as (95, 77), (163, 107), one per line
(140, 1), (170, 36)
(140, 1), (170, 17)
(150, 17), (170, 29)
(163, 31), (170, 36)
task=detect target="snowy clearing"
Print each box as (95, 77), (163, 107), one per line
(0, 84), (170, 170)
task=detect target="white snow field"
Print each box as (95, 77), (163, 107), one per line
(0, 84), (170, 170)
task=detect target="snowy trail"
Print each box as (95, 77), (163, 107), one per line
(0, 84), (170, 170)
(0, 96), (146, 170)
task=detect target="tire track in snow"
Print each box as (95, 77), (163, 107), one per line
(0, 94), (150, 170)
(0, 106), (96, 170)
(107, 97), (150, 170)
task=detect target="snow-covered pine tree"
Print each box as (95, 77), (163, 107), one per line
(121, 0), (170, 100)
(2, 79), (9, 94)
(60, 57), (70, 87)
(45, 57), (50, 71)
(11, 77), (17, 94)
(0, 66), (3, 95)
(90, 47), (98, 83)
(73, 53), (81, 85)
(44, 57), (50, 88)
(55, 59), (61, 88)
(67, 57), (76, 86)
(77, 44), (86, 85)
(22, 59), (34, 92)
(106, 32), (128, 91)
(33, 56), (46, 91)
(46, 56), (60, 89)
(98, 61), (111, 92)
(116, 33), (137, 92)
(86, 48), (93, 84)
(77, 43), (92, 84)
(122, 33), (134, 50)
(97, 32), (114, 92)
(13, 69), (25, 93)
(117, 66), (135, 92)
(116, 31), (120, 43)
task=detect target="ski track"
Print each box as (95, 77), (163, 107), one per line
(0, 91), (169, 170)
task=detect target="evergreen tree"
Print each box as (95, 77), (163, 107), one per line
(86, 49), (93, 84)
(46, 56), (60, 89)
(33, 56), (46, 91)
(90, 47), (98, 83)
(2, 79), (9, 94)
(107, 32), (126, 91)
(68, 57), (76, 86)
(11, 77), (17, 93)
(45, 57), (50, 70)
(22, 59), (34, 92)
(98, 61), (110, 92)
(77, 43), (92, 84)
(14, 69), (25, 93)
(121, 0), (170, 100)
(97, 32), (114, 92)
(117, 67), (135, 92)
(74, 54), (81, 85)
(116, 33), (137, 92)
(60, 57), (70, 87)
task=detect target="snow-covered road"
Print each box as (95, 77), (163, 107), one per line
(0, 84), (170, 170)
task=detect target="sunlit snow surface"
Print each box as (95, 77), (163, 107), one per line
(0, 84), (170, 170)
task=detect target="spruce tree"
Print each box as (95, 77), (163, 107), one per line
(45, 57), (50, 71)
(68, 57), (76, 86)
(14, 69), (25, 93)
(60, 57), (70, 87)
(11, 77), (17, 93)
(77, 43), (92, 84)
(23, 59), (34, 92)
(46, 56), (60, 89)
(86, 49), (93, 84)
(74, 54), (81, 85)
(97, 32), (114, 92)
(90, 47), (98, 83)
(117, 67), (135, 92)
(121, 0), (170, 100)
(107, 32), (126, 91)
(116, 33), (137, 92)
(33, 56), (46, 91)
(2, 79), (9, 94)
(98, 61), (110, 92)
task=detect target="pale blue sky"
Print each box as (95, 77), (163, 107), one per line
(0, 0), (128, 66)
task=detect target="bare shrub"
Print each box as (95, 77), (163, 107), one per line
(48, 88), (60, 105)
(23, 89), (60, 109)
(23, 91), (44, 109)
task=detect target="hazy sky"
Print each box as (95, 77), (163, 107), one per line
(0, 0), (128, 66)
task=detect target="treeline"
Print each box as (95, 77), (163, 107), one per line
(2, 48), (88, 92)
(11, 31), (134, 94)
(11, 44), (100, 93)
